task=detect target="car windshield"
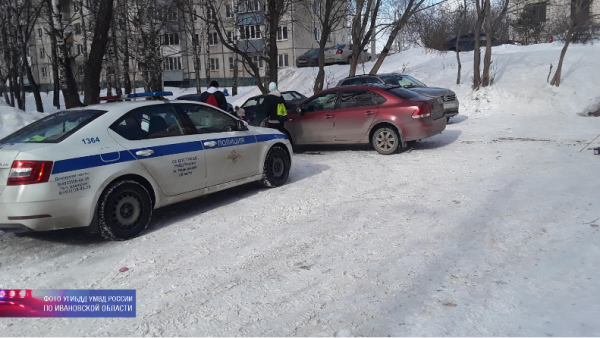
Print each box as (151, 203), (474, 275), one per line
(304, 49), (320, 57)
(382, 75), (427, 88)
(0, 109), (106, 144)
(242, 97), (264, 108)
(282, 92), (296, 101)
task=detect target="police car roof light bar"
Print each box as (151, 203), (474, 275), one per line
(98, 91), (173, 101)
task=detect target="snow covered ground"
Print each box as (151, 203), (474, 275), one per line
(1, 43), (600, 336)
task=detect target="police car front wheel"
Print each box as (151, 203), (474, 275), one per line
(98, 180), (153, 241)
(260, 146), (291, 188)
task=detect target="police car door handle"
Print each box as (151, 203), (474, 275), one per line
(365, 111), (374, 115)
(325, 115), (333, 119)
(204, 141), (217, 148)
(135, 149), (154, 157)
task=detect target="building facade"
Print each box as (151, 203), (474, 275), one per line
(26, 0), (350, 92)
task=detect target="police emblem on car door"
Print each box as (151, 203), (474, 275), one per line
(175, 104), (259, 186)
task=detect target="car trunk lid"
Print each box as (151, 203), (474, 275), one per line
(410, 96), (445, 120)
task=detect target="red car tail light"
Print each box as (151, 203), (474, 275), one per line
(7, 161), (54, 186)
(411, 104), (431, 119)
(336, 49), (343, 54)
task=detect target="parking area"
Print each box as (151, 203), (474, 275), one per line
(2, 108), (600, 335)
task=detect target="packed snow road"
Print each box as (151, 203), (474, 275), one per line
(1, 109), (600, 336)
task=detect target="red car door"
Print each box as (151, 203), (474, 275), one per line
(288, 92), (338, 144)
(334, 90), (381, 142)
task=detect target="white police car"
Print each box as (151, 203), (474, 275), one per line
(0, 92), (292, 240)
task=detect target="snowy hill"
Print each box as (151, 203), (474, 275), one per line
(2, 43), (600, 336)
(232, 43), (600, 120)
(0, 100), (45, 139)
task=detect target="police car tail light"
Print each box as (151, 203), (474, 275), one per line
(7, 161), (54, 186)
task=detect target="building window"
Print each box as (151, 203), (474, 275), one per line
(226, 31), (234, 42)
(208, 32), (218, 46)
(41, 67), (47, 78)
(252, 55), (263, 68)
(77, 44), (84, 55)
(277, 26), (288, 40)
(192, 33), (200, 47)
(210, 58), (219, 71)
(278, 54), (289, 67)
(226, 4), (233, 18)
(164, 57), (182, 71)
(524, 2), (547, 23)
(74, 23), (81, 35)
(193, 58), (201, 70)
(37, 28), (43, 38)
(229, 57), (234, 70)
(240, 25), (261, 40)
(73, 2), (80, 12)
(207, 8), (215, 21)
(239, 0), (260, 13)
(313, 0), (321, 15)
(162, 33), (179, 45)
(166, 10), (178, 21)
(314, 27), (321, 41)
(39, 47), (45, 59)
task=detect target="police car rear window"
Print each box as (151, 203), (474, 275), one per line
(0, 110), (106, 144)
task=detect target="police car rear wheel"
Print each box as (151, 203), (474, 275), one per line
(98, 180), (152, 241)
(260, 146), (290, 188)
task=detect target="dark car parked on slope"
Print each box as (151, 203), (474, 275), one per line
(277, 84), (446, 155)
(441, 33), (503, 52)
(336, 73), (459, 120)
(240, 91), (307, 126)
(296, 49), (320, 67)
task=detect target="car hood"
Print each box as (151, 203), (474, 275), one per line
(408, 87), (454, 97)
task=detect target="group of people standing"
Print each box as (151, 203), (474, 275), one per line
(198, 81), (288, 133)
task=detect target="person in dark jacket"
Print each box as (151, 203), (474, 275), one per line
(199, 80), (228, 111)
(260, 82), (288, 132)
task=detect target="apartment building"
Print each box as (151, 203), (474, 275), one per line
(26, 0), (350, 91)
(510, 0), (600, 43)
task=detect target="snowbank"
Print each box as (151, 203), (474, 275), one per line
(0, 101), (45, 139)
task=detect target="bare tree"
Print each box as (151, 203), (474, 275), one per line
(369, 0), (429, 75)
(82, 0), (114, 104)
(348, 0), (380, 76)
(550, 0), (597, 87)
(481, 0), (508, 87)
(301, 0), (347, 92)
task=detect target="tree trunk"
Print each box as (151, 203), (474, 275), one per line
(110, 15), (122, 95)
(472, 4), (484, 90)
(455, 48), (462, 85)
(266, 0), (279, 85)
(481, 0), (493, 87)
(314, 26), (331, 93)
(204, 19), (211, 87)
(370, 23), (404, 75)
(79, 0), (89, 61)
(46, 4), (61, 109)
(18, 24), (44, 111)
(82, 0), (113, 104)
(550, 30), (572, 87)
(50, 0), (82, 108)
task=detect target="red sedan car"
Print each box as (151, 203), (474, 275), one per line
(279, 84), (447, 154)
